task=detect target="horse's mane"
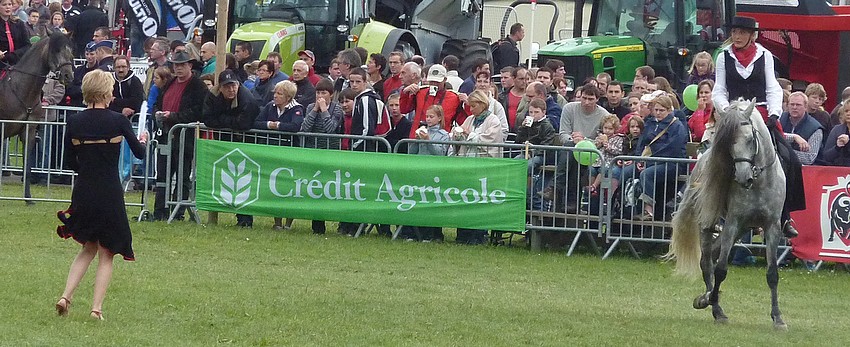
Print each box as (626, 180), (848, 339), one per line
(693, 99), (755, 227)
(15, 32), (72, 67)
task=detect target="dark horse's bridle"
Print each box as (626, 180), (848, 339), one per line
(732, 121), (777, 181)
(1, 60), (74, 117)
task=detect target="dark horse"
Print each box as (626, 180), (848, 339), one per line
(666, 99), (788, 330)
(0, 33), (75, 203)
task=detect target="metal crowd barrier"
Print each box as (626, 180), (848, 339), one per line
(0, 106), (155, 221)
(163, 124), (394, 224)
(161, 127), (793, 261)
(601, 155), (792, 261)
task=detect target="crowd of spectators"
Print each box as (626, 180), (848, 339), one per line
(8, 9), (850, 253)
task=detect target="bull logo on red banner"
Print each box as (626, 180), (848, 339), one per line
(816, 174), (850, 259)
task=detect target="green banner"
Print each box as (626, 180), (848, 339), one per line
(195, 139), (527, 231)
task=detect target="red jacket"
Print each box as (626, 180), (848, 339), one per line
(688, 107), (712, 142)
(399, 86), (468, 138)
(307, 67), (321, 86)
(383, 74), (403, 100)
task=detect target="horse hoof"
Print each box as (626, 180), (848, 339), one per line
(693, 294), (709, 310)
(774, 322), (788, 331)
(25, 200), (36, 206)
(714, 316), (729, 324)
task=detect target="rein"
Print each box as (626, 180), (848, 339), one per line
(732, 121), (776, 180)
(1, 60), (73, 117)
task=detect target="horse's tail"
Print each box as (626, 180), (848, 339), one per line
(664, 176), (703, 277)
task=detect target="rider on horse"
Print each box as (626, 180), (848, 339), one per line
(711, 16), (803, 239)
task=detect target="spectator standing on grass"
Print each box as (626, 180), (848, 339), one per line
(400, 104), (449, 241)
(302, 79), (344, 234)
(348, 67), (391, 151)
(384, 93), (411, 153)
(337, 88), (361, 235)
(492, 22), (524, 71)
(54, 69), (148, 321)
(152, 51), (209, 222)
(202, 69), (260, 228)
(108, 55), (144, 117)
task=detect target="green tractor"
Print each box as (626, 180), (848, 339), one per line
(536, 0), (735, 88)
(201, 0), (493, 76)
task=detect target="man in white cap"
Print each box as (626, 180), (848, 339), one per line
(297, 49), (321, 86)
(399, 64), (467, 138)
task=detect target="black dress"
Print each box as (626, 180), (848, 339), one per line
(58, 108), (145, 260)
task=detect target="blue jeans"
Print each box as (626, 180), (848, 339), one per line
(638, 163), (680, 206)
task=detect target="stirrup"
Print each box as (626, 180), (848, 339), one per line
(782, 220), (798, 239)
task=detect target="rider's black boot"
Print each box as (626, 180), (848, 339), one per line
(783, 220), (798, 239)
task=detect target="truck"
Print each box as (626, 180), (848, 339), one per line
(200, 0), (495, 76)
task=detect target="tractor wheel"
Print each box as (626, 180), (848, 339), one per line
(439, 39), (465, 62)
(458, 40), (493, 80)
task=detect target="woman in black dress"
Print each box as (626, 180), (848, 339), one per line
(55, 70), (147, 320)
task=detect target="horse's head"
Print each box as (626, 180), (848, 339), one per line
(722, 100), (761, 189)
(46, 33), (75, 86)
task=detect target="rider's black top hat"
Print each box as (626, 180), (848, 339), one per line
(727, 16), (759, 31)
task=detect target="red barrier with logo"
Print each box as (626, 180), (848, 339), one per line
(790, 166), (850, 263)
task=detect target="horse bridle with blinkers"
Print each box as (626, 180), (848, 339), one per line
(732, 121), (776, 181)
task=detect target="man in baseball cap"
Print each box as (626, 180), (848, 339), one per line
(201, 68), (260, 227)
(399, 64), (467, 137)
(297, 50), (321, 86)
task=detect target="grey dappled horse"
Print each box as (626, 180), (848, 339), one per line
(667, 99), (788, 330)
(0, 33), (75, 203)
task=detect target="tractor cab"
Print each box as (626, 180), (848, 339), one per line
(538, 0), (733, 89)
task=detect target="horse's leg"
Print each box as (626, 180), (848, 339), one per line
(765, 219), (787, 330)
(694, 228), (714, 310)
(709, 221), (737, 323)
(22, 124), (36, 205)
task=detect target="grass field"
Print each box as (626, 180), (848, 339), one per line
(1, 186), (848, 346)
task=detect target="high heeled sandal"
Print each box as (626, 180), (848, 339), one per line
(90, 310), (104, 320)
(55, 297), (71, 317)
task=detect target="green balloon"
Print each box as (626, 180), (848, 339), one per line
(683, 84), (699, 111)
(573, 139), (600, 166)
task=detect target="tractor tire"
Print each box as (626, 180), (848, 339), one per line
(439, 39), (464, 62)
(458, 40), (493, 80)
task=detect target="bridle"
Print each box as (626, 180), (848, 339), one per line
(1, 58), (74, 117)
(732, 121), (776, 181)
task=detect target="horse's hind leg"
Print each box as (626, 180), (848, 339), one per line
(765, 220), (787, 330)
(694, 228), (715, 310)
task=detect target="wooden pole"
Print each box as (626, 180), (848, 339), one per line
(214, 0), (230, 77)
(208, 0), (230, 225)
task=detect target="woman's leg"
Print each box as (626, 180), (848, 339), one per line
(60, 241), (98, 302)
(91, 244), (116, 315)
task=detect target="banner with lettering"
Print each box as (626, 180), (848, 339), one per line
(790, 165), (850, 263)
(195, 140), (527, 231)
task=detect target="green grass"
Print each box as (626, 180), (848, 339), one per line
(0, 186), (848, 346)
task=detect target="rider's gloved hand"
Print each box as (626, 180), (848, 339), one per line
(767, 114), (780, 129)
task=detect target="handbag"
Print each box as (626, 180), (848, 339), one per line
(641, 118), (679, 157)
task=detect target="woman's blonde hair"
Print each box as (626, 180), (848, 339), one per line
(468, 90), (490, 109)
(426, 104), (444, 127)
(275, 80), (297, 101)
(653, 95), (675, 112)
(82, 70), (114, 106)
(599, 114), (619, 130)
(688, 51), (715, 76)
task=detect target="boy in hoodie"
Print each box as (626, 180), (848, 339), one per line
(348, 67), (391, 152)
(109, 55), (144, 117)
